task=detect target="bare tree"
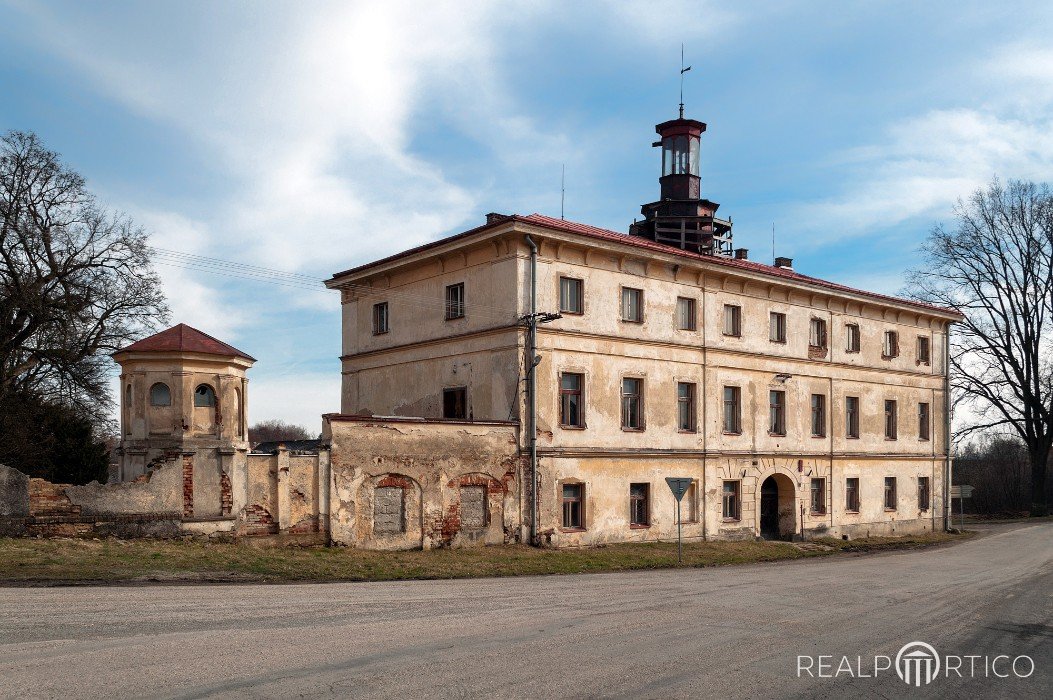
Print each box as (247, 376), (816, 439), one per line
(907, 179), (1053, 515)
(248, 419), (315, 445)
(0, 130), (168, 424)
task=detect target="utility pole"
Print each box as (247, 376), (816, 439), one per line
(521, 235), (562, 546)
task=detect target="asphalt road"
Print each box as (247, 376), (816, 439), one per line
(0, 523), (1050, 699)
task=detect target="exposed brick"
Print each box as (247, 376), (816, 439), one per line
(182, 455), (194, 518)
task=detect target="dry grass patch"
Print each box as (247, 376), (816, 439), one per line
(0, 530), (972, 585)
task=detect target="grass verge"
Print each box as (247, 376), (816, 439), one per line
(0, 530), (974, 586)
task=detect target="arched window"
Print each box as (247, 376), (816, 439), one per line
(194, 384), (216, 407)
(150, 382), (171, 407)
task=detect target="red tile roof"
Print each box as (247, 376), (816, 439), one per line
(328, 213), (961, 319)
(116, 323), (255, 361)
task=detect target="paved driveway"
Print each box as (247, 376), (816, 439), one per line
(0, 522), (1050, 699)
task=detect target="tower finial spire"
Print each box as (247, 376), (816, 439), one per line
(679, 43), (692, 119)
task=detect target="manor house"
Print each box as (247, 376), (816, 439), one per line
(323, 111), (961, 546)
(0, 109), (960, 548)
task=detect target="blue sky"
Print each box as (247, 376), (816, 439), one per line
(3, 0), (1053, 428)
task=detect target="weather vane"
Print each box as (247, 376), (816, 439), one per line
(679, 43), (692, 119)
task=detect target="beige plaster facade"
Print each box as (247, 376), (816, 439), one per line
(326, 213), (960, 546)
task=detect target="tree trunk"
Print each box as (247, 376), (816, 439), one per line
(1029, 446), (1050, 516)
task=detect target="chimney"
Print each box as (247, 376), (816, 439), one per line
(734, 248), (749, 260)
(486, 212), (508, 225)
(774, 256), (794, 270)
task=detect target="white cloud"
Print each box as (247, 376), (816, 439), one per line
(795, 106), (1053, 246)
(249, 372), (339, 433)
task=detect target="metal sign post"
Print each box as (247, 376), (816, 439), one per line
(949, 485), (974, 531)
(665, 477), (692, 564)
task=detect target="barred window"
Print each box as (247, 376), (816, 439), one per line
(722, 481), (740, 520)
(918, 477), (931, 511)
(562, 483), (584, 529)
(445, 283), (465, 320)
(629, 483), (650, 526)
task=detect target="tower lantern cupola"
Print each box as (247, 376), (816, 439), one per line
(630, 112), (734, 257)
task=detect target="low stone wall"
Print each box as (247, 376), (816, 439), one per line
(0, 462), (183, 538)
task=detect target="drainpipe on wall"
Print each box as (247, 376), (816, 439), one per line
(525, 234), (539, 546)
(944, 320), (953, 531)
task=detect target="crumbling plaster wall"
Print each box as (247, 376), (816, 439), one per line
(326, 417), (521, 549)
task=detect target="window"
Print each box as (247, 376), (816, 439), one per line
(444, 282), (465, 320)
(770, 311), (786, 343)
(559, 373), (584, 428)
(845, 477), (860, 512)
(682, 481), (699, 523)
(676, 297), (697, 331)
(723, 304), (741, 337)
(918, 477), (931, 511)
(723, 386), (741, 434)
(443, 387), (467, 420)
(722, 481), (740, 520)
(769, 390), (786, 435)
(882, 330), (899, 358)
(629, 483), (650, 526)
(919, 402), (930, 441)
(562, 483), (584, 529)
(460, 485), (488, 528)
(811, 394), (826, 437)
(149, 382), (171, 407)
(560, 277), (584, 314)
(677, 382), (697, 432)
(372, 302), (389, 335)
(885, 399), (898, 439)
(845, 323), (861, 353)
(846, 396), (860, 438)
(621, 287), (643, 323)
(884, 477), (897, 510)
(917, 336), (931, 365)
(373, 486), (406, 534)
(194, 384), (215, 407)
(810, 478), (826, 514)
(621, 378), (643, 430)
(810, 318), (828, 348)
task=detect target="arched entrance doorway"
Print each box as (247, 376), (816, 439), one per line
(759, 474), (796, 539)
